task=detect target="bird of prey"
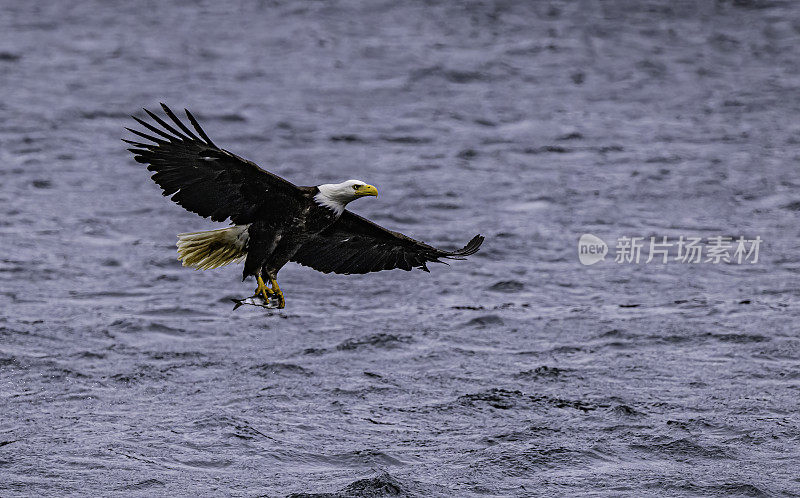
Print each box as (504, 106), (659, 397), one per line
(124, 104), (484, 309)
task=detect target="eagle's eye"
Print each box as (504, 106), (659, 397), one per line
(352, 185), (360, 190)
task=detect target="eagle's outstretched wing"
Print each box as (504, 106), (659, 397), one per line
(124, 103), (300, 224)
(291, 210), (484, 274)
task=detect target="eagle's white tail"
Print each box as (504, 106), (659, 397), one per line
(176, 225), (249, 270)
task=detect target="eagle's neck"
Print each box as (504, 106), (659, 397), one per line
(314, 185), (347, 216)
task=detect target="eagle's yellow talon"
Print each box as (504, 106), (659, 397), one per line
(275, 290), (285, 309)
(269, 276), (285, 309)
(255, 275), (274, 301)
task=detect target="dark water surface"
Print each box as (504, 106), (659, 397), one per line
(2, 1), (800, 496)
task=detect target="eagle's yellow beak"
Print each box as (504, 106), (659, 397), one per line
(355, 184), (378, 197)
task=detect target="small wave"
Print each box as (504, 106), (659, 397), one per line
(0, 51), (21, 61)
(114, 479), (165, 491)
(426, 202), (461, 210)
(146, 351), (205, 360)
(301, 347), (328, 356)
(473, 446), (599, 474)
(557, 132), (584, 140)
(459, 388), (524, 409)
(108, 319), (185, 336)
(0, 355), (21, 368)
(409, 64), (489, 84)
(455, 388), (598, 412)
(108, 362), (173, 383)
(379, 135), (433, 144)
(329, 134), (367, 143)
(31, 179), (52, 189)
(457, 148), (477, 160)
(193, 112), (246, 122)
(514, 365), (569, 380)
(701, 483), (769, 497)
(336, 333), (413, 351)
(548, 345), (583, 355)
(609, 404), (645, 417)
(708, 333), (769, 343)
(632, 437), (731, 459)
(521, 145), (571, 154)
(782, 200), (800, 211)
(322, 449), (406, 468)
(289, 471), (413, 497)
(173, 457), (232, 469)
(250, 362), (313, 377)
(464, 315), (504, 327)
(488, 280), (525, 293)
(80, 109), (132, 120)
(337, 472), (409, 496)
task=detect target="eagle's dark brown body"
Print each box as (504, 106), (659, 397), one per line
(242, 186), (337, 282)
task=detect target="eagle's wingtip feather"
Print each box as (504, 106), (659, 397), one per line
(447, 234), (484, 258)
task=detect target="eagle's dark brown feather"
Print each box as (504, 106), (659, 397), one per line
(124, 103), (299, 225)
(291, 210), (484, 274)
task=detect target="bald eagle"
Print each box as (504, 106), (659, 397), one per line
(124, 104), (484, 309)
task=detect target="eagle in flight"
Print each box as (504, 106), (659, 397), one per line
(124, 104), (484, 309)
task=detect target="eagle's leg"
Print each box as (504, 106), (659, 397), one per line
(254, 274), (274, 302)
(268, 276), (285, 309)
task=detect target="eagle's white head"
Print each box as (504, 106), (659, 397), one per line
(315, 179), (378, 215)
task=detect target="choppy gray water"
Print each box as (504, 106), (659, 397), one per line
(2, 1), (800, 496)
